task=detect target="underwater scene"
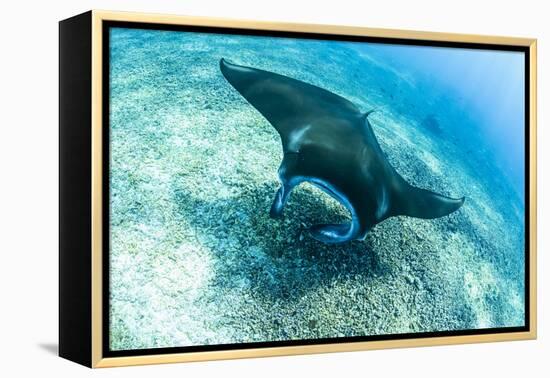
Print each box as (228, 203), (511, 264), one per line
(108, 27), (526, 351)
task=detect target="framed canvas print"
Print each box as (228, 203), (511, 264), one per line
(59, 10), (537, 368)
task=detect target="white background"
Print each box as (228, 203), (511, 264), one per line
(0, 0), (547, 376)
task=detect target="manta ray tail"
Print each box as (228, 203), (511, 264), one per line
(395, 184), (465, 220)
(364, 109), (376, 118)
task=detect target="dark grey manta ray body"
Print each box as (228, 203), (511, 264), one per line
(220, 58), (465, 244)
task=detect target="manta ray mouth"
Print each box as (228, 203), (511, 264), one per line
(300, 177), (360, 229)
(302, 179), (361, 243)
(308, 179), (353, 216)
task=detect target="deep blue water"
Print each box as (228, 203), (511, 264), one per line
(354, 42), (525, 202)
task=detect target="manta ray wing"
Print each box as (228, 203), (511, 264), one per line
(220, 58), (361, 143)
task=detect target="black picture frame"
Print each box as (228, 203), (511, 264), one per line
(59, 10), (537, 368)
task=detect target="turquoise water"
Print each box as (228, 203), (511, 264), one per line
(108, 27), (525, 350)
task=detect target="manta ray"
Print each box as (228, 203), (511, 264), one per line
(220, 58), (465, 244)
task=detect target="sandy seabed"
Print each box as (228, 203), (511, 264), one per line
(108, 28), (525, 350)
